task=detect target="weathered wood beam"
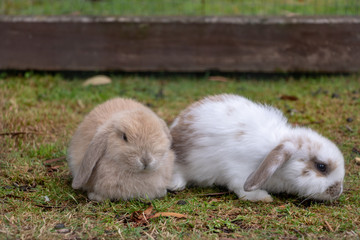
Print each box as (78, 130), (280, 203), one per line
(0, 16), (359, 72)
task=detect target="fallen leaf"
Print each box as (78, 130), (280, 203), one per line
(77, 99), (85, 109)
(209, 76), (229, 82)
(57, 228), (71, 234)
(130, 205), (154, 226)
(47, 166), (61, 172)
(149, 212), (187, 219)
(82, 75), (112, 86)
(279, 95), (298, 101)
(44, 157), (66, 173)
(209, 199), (222, 205)
(352, 147), (360, 155)
(9, 98), (18, 111)
(143, 205), (154, 216)
(283, 11), (300, 17)
(43, 156), (66, 165)
(9, 216), (15, 224)
(129, 205), (186, 226)
(355, 157), (360, 166)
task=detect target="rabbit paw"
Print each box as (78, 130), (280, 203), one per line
(168, 172), (187, 191)
(235, 189), (273, 202)
(156, 188), (168, 198)
(88, 192), (106, 202)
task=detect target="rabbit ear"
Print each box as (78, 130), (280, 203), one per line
(160, 119), (172, 142)
(72, 130), (108, 189)
(244, 144), (292, 192)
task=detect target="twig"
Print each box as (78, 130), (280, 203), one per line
(34, 204), (62, 209)
(324, 220), (334, 232)
(116, 227), (124, 240)
(195, 191), (231, 197)
(1, 194), (22, 199)
(292, 228), (304, 237)
(149, 212), (187, 219)
(345, 125), (354, 132)
(0, 131), (39, 137)
(43, 156), (66, 165)
(143, 231), (155, 240)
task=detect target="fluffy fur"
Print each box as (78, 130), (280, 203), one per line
(169, 94), (345, 202)
(67, 98), (174, 201)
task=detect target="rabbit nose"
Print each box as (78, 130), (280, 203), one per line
(325, 181), (342, 198)
(141, 156), (152, 169)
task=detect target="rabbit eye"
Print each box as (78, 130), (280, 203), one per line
(122, 133), (128, 142)
(316, 163), (327, 173)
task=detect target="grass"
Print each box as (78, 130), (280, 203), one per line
(1, 72), (359, 239)
(1, 0), (359, 16)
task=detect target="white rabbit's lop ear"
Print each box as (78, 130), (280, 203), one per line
(244, 144), (292, 192)
(72, 130), (108, 189)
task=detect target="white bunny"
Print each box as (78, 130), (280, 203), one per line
(168, 94), (345, 202)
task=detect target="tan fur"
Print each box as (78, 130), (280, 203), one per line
(171, 118), (195, 164)
(244, 144), (291, 191)
(67, 98), (174, 201)
(304, 136), (322, 153)
(235, 131), (245, 139)
(227, 106), (236, 116)
(303, 157), (338, 177)
(197, 95), (229, 104)
(171, 95), (230, 164)
(302, 169), (310, 176)
(325, 181), (342, 198)
(297, 137), (304, 150)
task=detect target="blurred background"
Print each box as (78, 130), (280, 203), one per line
(1, 0), (360, 16)
(1, 1), (360, 73)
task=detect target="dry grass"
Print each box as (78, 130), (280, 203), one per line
(1, 72), (359, 239)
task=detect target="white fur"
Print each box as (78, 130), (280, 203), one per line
(169, 94), (345, 202)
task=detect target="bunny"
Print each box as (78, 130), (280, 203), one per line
(67, 98), (174, 201)
(168, 94), (345, 202)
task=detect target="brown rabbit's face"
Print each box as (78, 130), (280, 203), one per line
(106, 111), (172, 173)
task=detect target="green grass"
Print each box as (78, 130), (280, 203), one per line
(1, 72), (360, 239)
(1, 0), (359, 16)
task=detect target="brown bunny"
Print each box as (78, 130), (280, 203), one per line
(67, 98), (174, 201)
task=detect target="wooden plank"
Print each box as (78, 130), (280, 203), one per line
(0, 16), (359, 72)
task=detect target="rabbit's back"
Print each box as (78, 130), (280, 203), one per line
(171, 94), (289, 186)
(170, 94), (345, 202)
